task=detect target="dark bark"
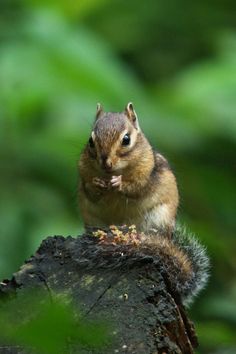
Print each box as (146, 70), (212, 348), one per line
(0, 229), (199, 354)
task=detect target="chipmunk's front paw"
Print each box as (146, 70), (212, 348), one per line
(110, 175), (122, 191)
(92, 177), (108, 189)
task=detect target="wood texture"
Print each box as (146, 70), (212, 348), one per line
(0, 230), (198, 354)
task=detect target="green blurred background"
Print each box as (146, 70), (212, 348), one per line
(0, 0), (235, 352)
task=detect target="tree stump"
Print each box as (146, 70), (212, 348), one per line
(0, 226), (209, 354)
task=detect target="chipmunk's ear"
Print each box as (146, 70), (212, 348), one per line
(124, 102), (140, 130)
(95, 103), (103, 120)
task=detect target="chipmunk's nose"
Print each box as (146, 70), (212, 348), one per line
(101, 154), (112, 171)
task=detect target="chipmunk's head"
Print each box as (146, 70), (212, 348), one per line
(87, 103), (143, 173)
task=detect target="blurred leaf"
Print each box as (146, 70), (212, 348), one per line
(161, 40), (236, 141)
(0, 291), (110, 353)
(24, 0), (109, 19)
(200, 297), (236, 325)
(197, 321), (236, 348)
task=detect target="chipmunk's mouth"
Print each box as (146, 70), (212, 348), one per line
(98, 156), (126, 174)
(102, 166), (113, 173)
(100, 164), (119, 174)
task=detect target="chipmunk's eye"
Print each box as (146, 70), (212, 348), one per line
(122, 133), (130, 146)
(89, 136), (95, 148)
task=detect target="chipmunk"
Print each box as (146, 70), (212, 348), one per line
(79, 103), (179, 235)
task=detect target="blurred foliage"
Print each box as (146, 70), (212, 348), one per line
(0, 1), (235, 353)
(0, 291), (109, 353)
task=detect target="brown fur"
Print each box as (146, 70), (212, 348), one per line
(145, 235), (192, 276)
(79, 106), (179, 234)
